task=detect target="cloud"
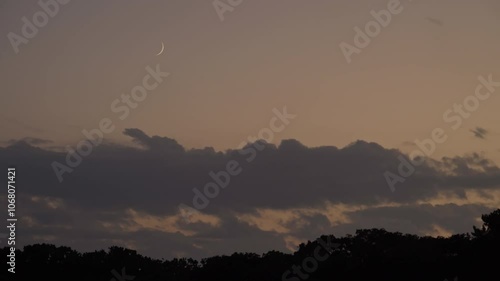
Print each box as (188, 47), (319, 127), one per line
(2, 129), (500, 259)
(5, 137), (53, 146)
(470, 127), (488, 139)
(425, 16), (444, 26)
(123, 128), (185, 153)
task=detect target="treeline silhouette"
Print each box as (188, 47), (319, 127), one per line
(2, 209), (499, 281)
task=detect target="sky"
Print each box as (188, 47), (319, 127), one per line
(1, 0), (500, 259)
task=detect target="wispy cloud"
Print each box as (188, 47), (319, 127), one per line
(425, 16), (444, 26)
(470, 127), (488, 139)
(6, 137), (53, 146)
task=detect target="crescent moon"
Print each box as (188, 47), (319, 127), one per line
(156, 42), (165, 56)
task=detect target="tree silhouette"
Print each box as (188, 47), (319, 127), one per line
(2, 209), (499, 281)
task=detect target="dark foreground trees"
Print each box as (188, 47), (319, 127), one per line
(2, 209), (500, 281)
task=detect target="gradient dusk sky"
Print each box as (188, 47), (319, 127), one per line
(1, 0), (500, 259)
